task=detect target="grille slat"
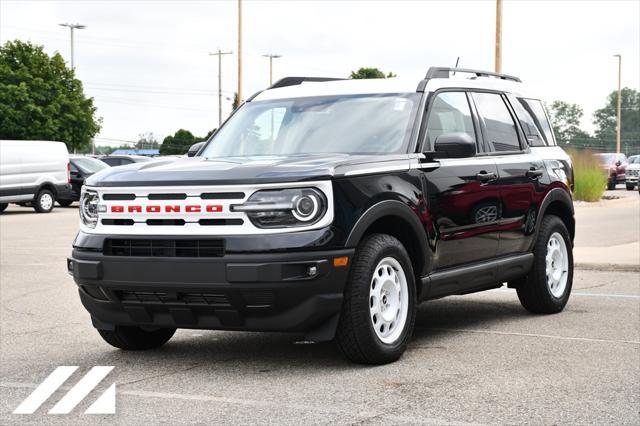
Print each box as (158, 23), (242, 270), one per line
(104, 239), (225, 258)
(116, 290), (231, 306)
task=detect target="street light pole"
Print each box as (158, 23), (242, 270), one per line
(59, 23), (86, 70)
(262, 54), (282, 85)
(613, 54), (622, 154)
(494, 0), (502, 73)
(209, 50), (233, 127)
(237, 0), (242, 104)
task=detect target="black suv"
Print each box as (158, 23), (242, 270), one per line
(68, 68), (575, 364)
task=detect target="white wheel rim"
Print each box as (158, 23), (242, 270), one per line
(40, 193), (53, 210)
(546, 232), (568, 298)
(369, 257), (409, 344)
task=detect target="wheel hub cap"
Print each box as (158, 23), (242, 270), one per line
(546, 232), (568, 298)
(369, 257), (409, 344)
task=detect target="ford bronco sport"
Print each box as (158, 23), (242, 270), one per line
(68, 67), (575, 364)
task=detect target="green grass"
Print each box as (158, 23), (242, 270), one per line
(568, 150), (607, 202)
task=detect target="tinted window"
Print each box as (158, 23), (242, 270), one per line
(120, 159), (134, 165)
(72, 157), (109, 174)
(102, 158), (120, 166)
(473, 92), (521, 152)
(518, 98), (556, 146)
(425, 92), (476, 149)
(509, 96), (545, 147)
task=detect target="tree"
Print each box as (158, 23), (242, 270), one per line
(547, 101), (591, 145)
(136, 132), (159, 150)
(160, 129), (196, 155)
(350, 67), (396, 79)
(0, 40), (101, 152)
(593, 88), (640, 151)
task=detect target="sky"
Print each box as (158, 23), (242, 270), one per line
(1, 0), (638, 148)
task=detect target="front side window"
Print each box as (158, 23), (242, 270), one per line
(472, 92), (521, 152)
(201, 94), (421, 158)
(424, 92), (476, 150)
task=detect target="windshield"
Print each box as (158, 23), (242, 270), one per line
(72, 157), (109, 174)
(628, 155), (640, 164)
(201, 94), (420, 158)
(596, 153), (626, 164)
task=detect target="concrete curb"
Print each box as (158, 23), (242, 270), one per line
(575, 262), (640, 273)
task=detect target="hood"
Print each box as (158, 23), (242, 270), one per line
(85, 154), (410, 187)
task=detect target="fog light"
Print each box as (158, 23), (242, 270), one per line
(307, 266), (318, 276)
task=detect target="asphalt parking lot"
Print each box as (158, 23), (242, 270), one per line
(1, 197), (639, 425)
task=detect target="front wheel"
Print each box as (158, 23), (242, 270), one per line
(97, 326), (176, 350)
(0, 203), (7, 213)
(336, 234), (416, 364)
(607, 177), (616, 190)
(33, 189), (55, 213)
(516, 215), (573, 314)
(626, 183), (636, 191)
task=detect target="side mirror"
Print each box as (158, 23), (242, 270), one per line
(187, 142), (205, 157)
(433, 132), (476, 159)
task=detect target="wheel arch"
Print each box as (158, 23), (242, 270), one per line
(36, 182), (58, 198)
(345, 200), (430, 281)
(535, 188), (575, 246)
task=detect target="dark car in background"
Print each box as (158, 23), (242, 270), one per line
(596, 153), (627, 190)
(57, 156), (109, 206)
(100, 155), (155, 167)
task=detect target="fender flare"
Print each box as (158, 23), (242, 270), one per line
(532, 187), (575, 245)
(345, 200), (430, 275)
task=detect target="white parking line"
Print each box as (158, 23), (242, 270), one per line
(419, 327), (640, 345)
(489, 289), (640, 299)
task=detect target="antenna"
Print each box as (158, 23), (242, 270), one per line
(453, 57), (460, 75)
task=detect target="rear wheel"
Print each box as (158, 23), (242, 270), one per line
(607, 177), (616, 190)
(336, 234), (416, 364)
(0, 203), (7, 213)
(97, 325), (176, 350)
(516, 215), (573, 314)
(33, 189), (55, 213)
(626, 183), (635, 191)
(57, 199), (74, 207)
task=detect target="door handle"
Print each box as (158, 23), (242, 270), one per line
(526, 168), (544, 179)
(475, 171), (497, 182)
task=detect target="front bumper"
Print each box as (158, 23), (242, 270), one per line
(68, 246), (354, 341)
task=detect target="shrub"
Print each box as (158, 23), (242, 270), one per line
(567, 149), (607, 202)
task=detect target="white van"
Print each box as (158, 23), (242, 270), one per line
(0, 140), (71, 213)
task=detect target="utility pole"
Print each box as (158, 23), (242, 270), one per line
(237, 0), (243, 104)
(209, 49), (233, 127)
(614, 54), (622, 153)
(494, 0), (502, 73)
(262, 54), (282, 85)
(59, 23), (86, 70)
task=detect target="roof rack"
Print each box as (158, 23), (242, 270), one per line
(425, 67), (521, 82)
(269, 76), (345, 89)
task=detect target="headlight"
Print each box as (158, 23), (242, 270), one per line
(231, 188), (327, 228)
(80, 189), (100, 228)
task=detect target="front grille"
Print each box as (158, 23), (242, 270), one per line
(116, 290), (231, 306)
(628, 169), (639, 177)
(104, 238), (225, 257)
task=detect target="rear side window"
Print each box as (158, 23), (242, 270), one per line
(472, 92), (521, 152)
(425, 92), (476, 149)
(517, 98), (556, 146)
(509, 97), (545, 146)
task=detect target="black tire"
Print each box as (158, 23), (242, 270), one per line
(57, 199), (74, 207)
(97, 326), (176, 350)
(626, 183), (635, 191)
(607, 178), (616, 190)
(336, 234), (416, 364)
(33, 189), (55, 213)
(516, 215), (573, 314)
(0, 203), (7, 213)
